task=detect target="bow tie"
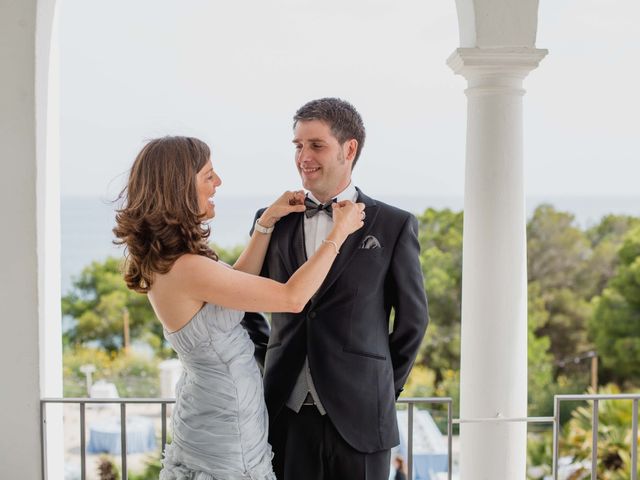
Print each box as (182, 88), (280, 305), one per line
(304, 197), (336, 218)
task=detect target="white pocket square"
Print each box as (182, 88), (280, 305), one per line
(360, 235), (382, 249)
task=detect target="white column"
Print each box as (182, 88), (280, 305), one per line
(448, 47), (546, 479)
(38, 1), (65, 478)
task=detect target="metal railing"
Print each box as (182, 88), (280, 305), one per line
(397, 397), (454, 480)
(552, 393), (640, 480)
(40, 397), (453, 480)
(40, 397), (175, 480)
(41, 393), (640, 479)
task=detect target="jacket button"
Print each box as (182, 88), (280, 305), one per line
(309, 311), (316, 319)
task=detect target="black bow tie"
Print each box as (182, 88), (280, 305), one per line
(304, 197), (336, 218)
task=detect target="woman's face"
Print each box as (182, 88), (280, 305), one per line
(196, 158), (222, 220)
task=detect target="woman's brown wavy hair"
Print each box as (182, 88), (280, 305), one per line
(113, 136), (218, 293)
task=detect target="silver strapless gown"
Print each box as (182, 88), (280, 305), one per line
(160, 303), (275, 480)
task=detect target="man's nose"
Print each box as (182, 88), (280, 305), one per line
(297, 146), (311, 162)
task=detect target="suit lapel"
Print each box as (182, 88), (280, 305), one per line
(274, 212), (305, 277)
(312, 188), (378, 303)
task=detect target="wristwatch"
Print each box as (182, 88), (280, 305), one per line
(254, 219), (274, 234)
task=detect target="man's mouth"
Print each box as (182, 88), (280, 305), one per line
(301, 167), (320, 174)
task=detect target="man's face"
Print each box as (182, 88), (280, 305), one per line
(292, 120), (355, 203)
(196, 158), (222, 220)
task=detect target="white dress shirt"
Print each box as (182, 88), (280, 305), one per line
(286, 181), (358, 414)
(303, 181), (358, 257)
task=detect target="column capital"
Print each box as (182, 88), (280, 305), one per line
(448, 47), (547, 79)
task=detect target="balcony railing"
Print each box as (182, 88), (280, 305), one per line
(40, 393), (640, 480)
(552, 393), (640, 480)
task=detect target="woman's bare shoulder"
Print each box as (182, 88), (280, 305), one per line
(170, 253), (226, 279)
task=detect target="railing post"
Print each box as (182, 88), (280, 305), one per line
(162, 402), (168, 451)
(407, 402), (414, 480)
(633, 399), (638, 480)
(40, 401), (48, 480)
(447, 400), (453, 480)
(552, 396), (560, 480)
(80, 402), (86, 480)
(120, 403), (127, 480)
(591, 399), (599, 478)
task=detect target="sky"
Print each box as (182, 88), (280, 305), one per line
(59, 0), (640, 200)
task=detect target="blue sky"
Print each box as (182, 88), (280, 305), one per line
(59, 0), (640, 199)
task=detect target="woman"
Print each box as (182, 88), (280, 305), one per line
(113, 136), (364, 480)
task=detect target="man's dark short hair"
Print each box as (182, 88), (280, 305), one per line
(293, 98), (366, 167)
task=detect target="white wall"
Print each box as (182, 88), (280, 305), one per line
(0, 0), (42, 476)
(0, 0), (62, 477)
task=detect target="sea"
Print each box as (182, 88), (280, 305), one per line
(61, 194), (640, 295)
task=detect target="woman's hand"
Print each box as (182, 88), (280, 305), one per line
(331, 201), (366, 237)
(258, 190), (306, 228)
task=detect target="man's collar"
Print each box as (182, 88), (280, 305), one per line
(307, 181), (357, 204)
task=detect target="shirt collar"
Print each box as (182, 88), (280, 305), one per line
(307, 181), (357, 205)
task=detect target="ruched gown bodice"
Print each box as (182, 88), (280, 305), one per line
(160, 303), (275, 480)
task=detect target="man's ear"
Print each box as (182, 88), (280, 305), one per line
(344, 139), (358, 163)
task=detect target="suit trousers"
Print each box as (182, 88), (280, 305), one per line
(271, 406), (391, 480)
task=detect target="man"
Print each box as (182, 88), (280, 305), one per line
(242, 98), (428, 479)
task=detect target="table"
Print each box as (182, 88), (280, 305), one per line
(87, 416), (156, 454)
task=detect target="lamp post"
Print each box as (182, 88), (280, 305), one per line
(123, 308), (130, 353)
(79, 364), (96, 396)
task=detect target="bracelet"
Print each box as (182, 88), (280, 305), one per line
(322, 239), (340, 254)
(254, 219), (274, 234)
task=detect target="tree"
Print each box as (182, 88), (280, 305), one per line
(416, 208), (463, 379)
(582, 215), (640, 298)
(527, 205), (594, 366)
(63, 257), (161, 353)
(590, 226), (640, 384)
(527, 282), (554, 417)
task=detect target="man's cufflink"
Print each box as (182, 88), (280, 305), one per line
(254, 219), (274, 234)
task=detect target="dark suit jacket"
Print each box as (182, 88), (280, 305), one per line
(241, 188), (428, 453)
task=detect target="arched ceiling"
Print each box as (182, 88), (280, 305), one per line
(454, 0), (541, 48)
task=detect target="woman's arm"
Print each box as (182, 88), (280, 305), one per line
(232, 190), (305, 275)
(180, 200), (365, 313)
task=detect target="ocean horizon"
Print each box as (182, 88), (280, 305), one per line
(62, 194), (640, 294)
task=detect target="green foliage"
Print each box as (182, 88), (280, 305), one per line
(527, 282), (555, 417)
(212, 243), (244, 265)
(416, 208), (463, 379)
(527, 206), (594, 364)
(562, 384), (640, 479)
(129, 454), (162, 480)
(63, 347), (160, 397)
(62, 257), (163, 354)
(527, 431), (553, 479)
(402, 365), (436, 399)
(590, 226), (640, 384)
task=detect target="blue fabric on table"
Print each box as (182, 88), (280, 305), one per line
(87, 416), (156, 454)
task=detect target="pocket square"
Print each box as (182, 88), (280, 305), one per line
(360, 235), (382, 249)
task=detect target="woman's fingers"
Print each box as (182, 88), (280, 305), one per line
(332, 201), (366, 233)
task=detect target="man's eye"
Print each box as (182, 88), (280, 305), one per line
(312, 144), (323, 149)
